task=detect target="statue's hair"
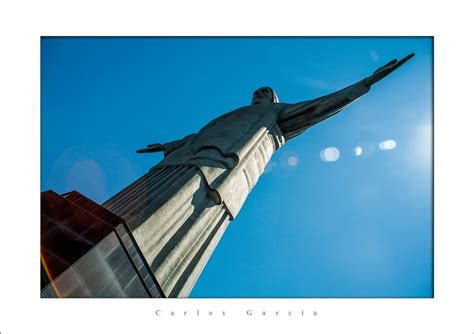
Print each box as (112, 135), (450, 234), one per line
(252, 86), (279, 104)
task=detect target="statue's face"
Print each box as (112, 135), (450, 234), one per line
(252, 87), (274, 105)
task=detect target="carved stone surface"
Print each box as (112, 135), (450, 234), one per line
(103, 166), (232, 297)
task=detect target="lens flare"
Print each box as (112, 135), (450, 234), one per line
(320, 147), (340, 162)
(379, 139), (397, 150)
(288, 156), (298, 166)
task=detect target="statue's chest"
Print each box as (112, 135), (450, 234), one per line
(191, 104), (281, 152)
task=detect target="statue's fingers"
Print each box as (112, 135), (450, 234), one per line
(390, 53), (415, 72)
(397, 53), (415, 66)
(375, 59), (398, 74)
(382, 59), (398, 68)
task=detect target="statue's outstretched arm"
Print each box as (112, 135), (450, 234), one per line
(278, 53), (414, 140)
(278, 79), (370, 140)
(137, 133), (195, 156)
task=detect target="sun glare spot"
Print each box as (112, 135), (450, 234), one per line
(320, 147), (340, 162)
(370, 50), (379, 62)
(379, 139), (397, 150)
(288, 156), (298, 166)
(354, 146), (363, 156)
(411, 122), (432, 166)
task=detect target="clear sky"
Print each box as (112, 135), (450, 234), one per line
(41, 37), (433, 298)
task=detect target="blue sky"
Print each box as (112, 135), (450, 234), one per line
(41, 37), (433, 297)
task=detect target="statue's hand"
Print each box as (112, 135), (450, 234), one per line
(136, 143), (165, 154)
(365, 53), (415, 86)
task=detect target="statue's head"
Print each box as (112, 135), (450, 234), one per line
(251, 86), (279, 105)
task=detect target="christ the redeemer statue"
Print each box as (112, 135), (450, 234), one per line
(102, 54), (414, 297)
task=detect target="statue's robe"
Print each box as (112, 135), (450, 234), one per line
(103, 79), (370, 297)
